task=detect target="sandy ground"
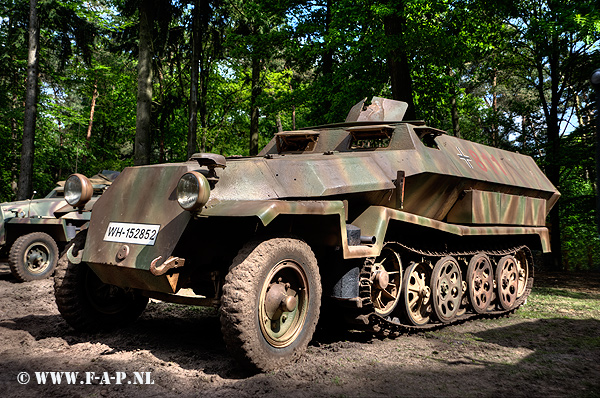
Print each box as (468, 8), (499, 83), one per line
(1, 263), (599, 398)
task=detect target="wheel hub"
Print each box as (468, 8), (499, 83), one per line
(439, 281), (449, 297)
(258, 259), (309, 348)
(418, 276), (431, 301)
(27, 248), (48, 270)
(264, 282), (297, 319)
(373, 269), (390, 290)
(30, 253), (43, 265)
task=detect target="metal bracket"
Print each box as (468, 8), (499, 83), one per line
(395, 170), (405, 209)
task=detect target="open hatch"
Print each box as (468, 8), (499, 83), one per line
(347, 125), (395, 149)
(275, 131), (320, 153)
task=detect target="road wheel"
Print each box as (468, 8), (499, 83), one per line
(431, 256), (463, 323)
(496, 254), (519, 310)
(467, 253), (494, 314)
(370, 246), (402, 317)
(220, 237), (321, 372)
(514, 249), (530, 299)
(401, 261), (432, 326)
(8, 232), (59, 282)
(54, 231), (148, 332)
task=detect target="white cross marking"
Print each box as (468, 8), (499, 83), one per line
(457, 147), (473, 168)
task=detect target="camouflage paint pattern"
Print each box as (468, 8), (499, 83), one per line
(82, 165), (193, 269)
(202, 200), (346, 226)
(201, 200), (550, 259)
(446, 190), (546, 226)
(79, 98), (559, 293)
(349, 205), (551, 257)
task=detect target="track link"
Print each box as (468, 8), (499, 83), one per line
(347, 242), (534, 337)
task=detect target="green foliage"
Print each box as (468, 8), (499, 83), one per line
(557, 124), (600, 271)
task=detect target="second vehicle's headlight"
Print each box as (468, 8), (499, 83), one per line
(64, 173), (93, 207)
(177, 171), (210, 211)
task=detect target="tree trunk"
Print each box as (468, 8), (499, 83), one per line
(547, 123), (562, 270)
(545, 39), (562, 270)
(320, 0), (333, 119)
(594, 81), (600, 241)
(249, 54), (261, 156)
(135, 0), (154, 166)
(11, 68), (20, 197)
(18, 0), (39, 200)
(86, 80), (99, 148)
(383, 0), (416, 120)
(450, 91), (461, 138)
(491, 69), (499, 147)
(187, 0), (201, 158)
(199, 0), (210, 153)
(448, 69), (461, 138)
(199, 54), (209, 153)
(276, 113), (283, 133)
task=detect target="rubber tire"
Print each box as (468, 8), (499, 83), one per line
(220, 237), (321, 372)
(9, 232), (59, 282)
(54, 231), (148, 332)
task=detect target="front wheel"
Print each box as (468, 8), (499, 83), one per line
(54, 232), (148, 332)
(220, 237), (321, 372)
(8, 232), (59, 282)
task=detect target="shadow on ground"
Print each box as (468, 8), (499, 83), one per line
(0, 272), (599, 397)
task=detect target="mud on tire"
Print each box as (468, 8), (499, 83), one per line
(9, 232), (59, 282)
(220, 237), (322, 372)
(54, 231), (148, 332)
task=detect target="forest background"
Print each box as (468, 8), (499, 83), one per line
(1, 0), (599, 270)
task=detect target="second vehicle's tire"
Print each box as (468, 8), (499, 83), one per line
(54, 231), (148, 332)
(8, 232), (59, 282)
(220, 237), (321, 372)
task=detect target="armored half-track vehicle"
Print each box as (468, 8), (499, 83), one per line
(1, 172), (118, 281)
(54, 98), (559, 371)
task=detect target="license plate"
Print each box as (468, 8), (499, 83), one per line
(103, 222), (160, 246)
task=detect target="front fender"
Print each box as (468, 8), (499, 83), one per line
(201, 199), (346, 226)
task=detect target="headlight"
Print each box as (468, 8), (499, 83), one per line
(177, 171), (210, 211)
(64, 174), (93, 207)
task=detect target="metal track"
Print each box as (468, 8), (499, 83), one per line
(347, 242), (534, 337)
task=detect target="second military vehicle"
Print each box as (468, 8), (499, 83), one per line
(1, 172), (117, 281)
(53, 98), (559, 371)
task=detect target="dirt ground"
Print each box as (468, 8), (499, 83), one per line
(1, 263), (599, 398)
